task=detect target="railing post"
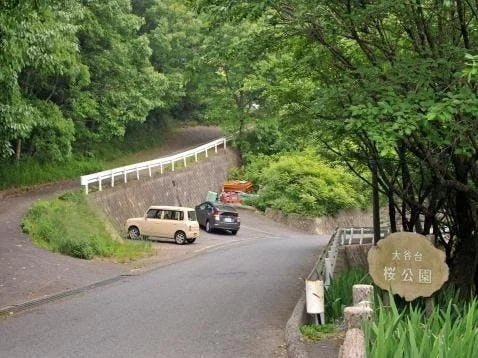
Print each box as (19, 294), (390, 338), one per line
(183, 156), (187, 167)
(215, 143), (218, 153)
(124, 169), (127, 184)
(148, 166), (152, 177)
(205, 148), (208, 158)
(224, 138), (227, 149)
(195, 153), (198, 162)
(160, 163), (163, 174)
(84, 184), (89, 195)
(111, 171), (115, 188)
(172, 160), (175, 171)
(99, 178), (102, 192)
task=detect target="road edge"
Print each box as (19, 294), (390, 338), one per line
(285, 291), (309, 358)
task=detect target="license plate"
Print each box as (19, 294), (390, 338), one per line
(224, 217), (233, 223)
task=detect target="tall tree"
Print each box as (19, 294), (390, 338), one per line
(0, 0), (83, 161)
(75, 0), (167, 147)
(195, 0), (478, 295)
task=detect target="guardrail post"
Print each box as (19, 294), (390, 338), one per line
(172, 160), (175, 171)
(183, 156), (187, 167)
(84, 184), (89, 195)
(111, 171), (115, 188)
(160, 163), (163, 174)
(324, 258), (333, 288)
(148, 166), (152, 177)
(205, 148), (208, 158)
(99, 178), (102, 192)
(195, 153), (198, 162)
(223, 138), (227, 149)
(214, 143), (218, 153)
(360, 228), (364, 244)
(350, 228), (354, 244)
(123, 169), (127, 184)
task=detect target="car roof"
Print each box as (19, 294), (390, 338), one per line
(200, 201), (237, 211)
(148, 205), (195, 211)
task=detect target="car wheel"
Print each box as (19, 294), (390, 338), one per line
(205, 220), (212, 233)
(128, 226), (141, 240)
(231, 230), (238, 235)
(186, 238), (196, 244)
(174, 231), (187, 245)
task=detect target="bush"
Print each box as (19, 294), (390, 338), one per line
(22, 191), (153, 261)
(234, 149), (370, 216)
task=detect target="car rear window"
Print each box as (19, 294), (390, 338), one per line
(217, 205), (236, 212)
(187, 210), (197, 221)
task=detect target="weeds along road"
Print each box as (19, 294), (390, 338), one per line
(0, 209), (329, 358)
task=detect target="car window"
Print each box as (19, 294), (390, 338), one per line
(217, 205), (236, 212)
(187, 210), (197, 221)
(173, 211), (183, 220)
(163, 210), (173, 220)
(146, 209), (159, 218)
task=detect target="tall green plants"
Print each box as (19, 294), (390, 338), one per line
(325, 268), (373, 322)
(365, 293), (478, 357)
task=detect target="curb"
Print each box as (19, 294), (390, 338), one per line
(285, 291), (309, 358)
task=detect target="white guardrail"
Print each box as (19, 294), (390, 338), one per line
(80, 137), (228, 194)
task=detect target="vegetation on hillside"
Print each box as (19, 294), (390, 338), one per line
(22, 191), (153, 261)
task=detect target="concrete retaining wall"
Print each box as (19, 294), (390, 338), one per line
(264, 208), (375, 236)
(88, 149), (240, 234)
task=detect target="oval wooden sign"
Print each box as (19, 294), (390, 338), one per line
(368, 232), (449, 301)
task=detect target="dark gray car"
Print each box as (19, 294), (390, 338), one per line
(195, 201), (240, 234)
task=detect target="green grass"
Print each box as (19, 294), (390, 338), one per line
(300, 323), (341, 341)
(22, 191), (154, 261)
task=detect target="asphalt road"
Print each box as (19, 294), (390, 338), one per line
(0, 209), (329, 357)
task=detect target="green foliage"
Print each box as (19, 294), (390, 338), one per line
(239, 150), (370, 216)
(0, 120), (168, 190)
(21, 191), (153, 261)
(364, 293), (478, 358)
(300, 323), (339, 341)
(325, 268), (373, 322)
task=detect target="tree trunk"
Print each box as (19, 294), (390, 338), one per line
(449, 191), (478, 297)
(371, 156), (381, 243)
(15, 139), (22, 164)
(449, 157), (478, 296)
(388, 190), (397, 232)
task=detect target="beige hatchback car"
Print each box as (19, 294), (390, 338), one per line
(125, 205), (199, 244)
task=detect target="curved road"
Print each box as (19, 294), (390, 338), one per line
(0, 210), (329, 357)
(0, 126), (330, 357)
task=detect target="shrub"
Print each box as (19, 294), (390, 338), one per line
(234, 149), (370, 216)
(22, 191), (153, 261)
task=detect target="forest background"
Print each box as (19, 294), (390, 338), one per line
(1, 0), (478, 295)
